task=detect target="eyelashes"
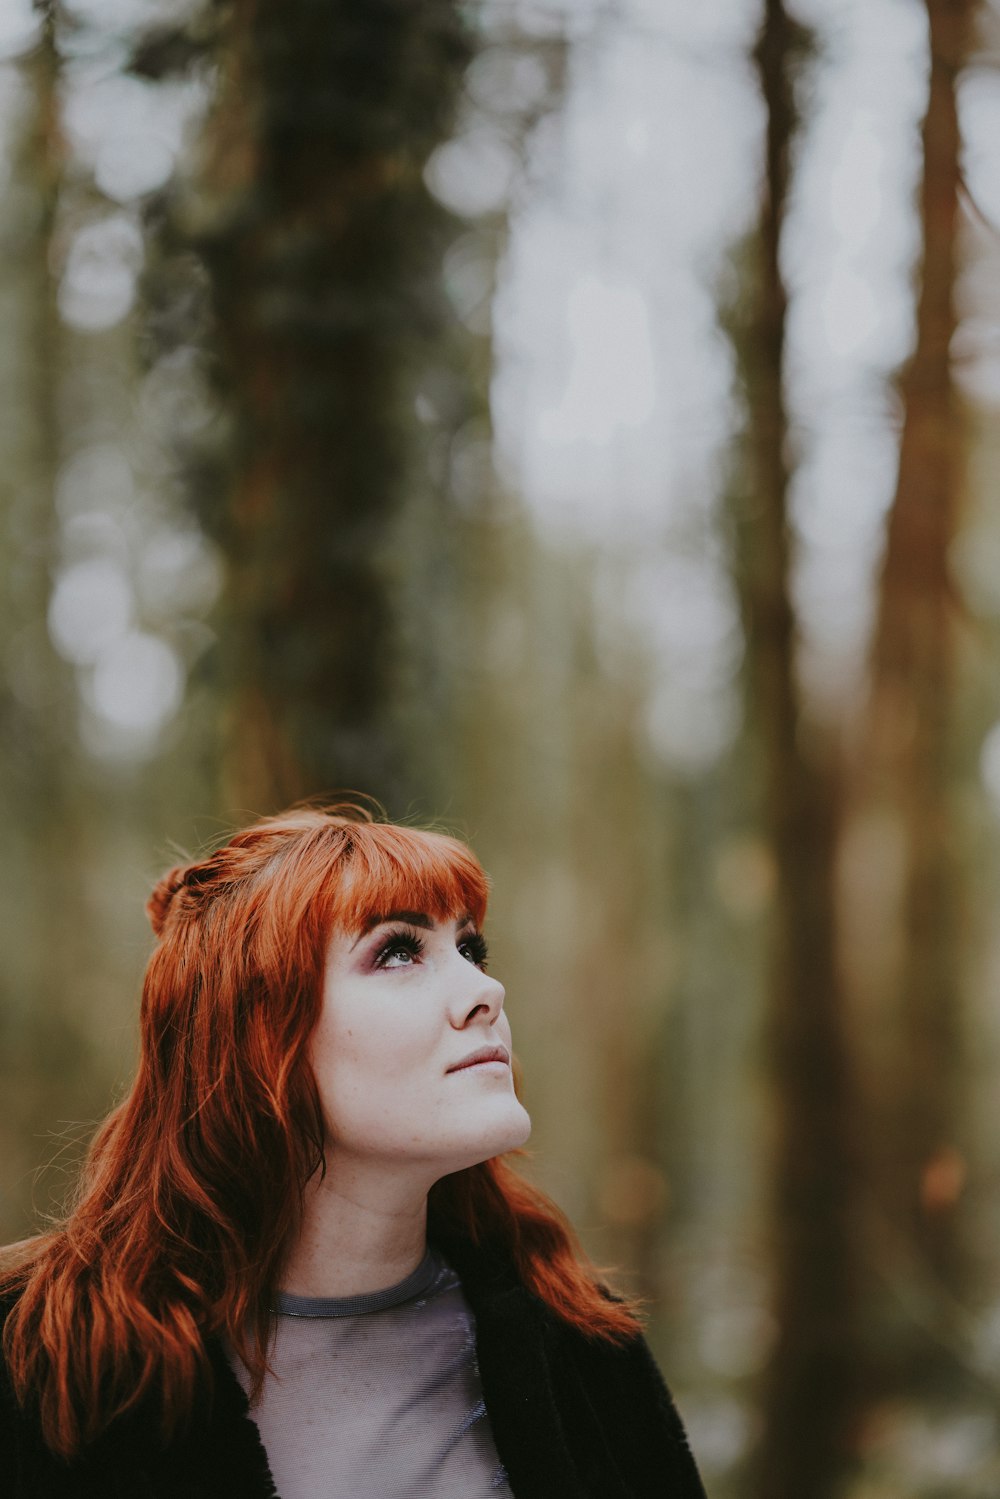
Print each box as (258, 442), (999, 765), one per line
(372, 930), (424, 968)
(371, 926), (489, 971)
(460, 930), (489, 970)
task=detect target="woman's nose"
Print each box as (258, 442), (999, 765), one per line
(453, 971), (505, 1027)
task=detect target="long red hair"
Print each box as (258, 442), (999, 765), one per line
(1, 806), (640, 1459)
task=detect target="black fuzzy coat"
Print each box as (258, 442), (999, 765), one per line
(0, 1234), (707, 1498)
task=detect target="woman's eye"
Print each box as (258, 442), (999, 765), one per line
(459, 932), (489, 970)
(373, 932), (423, 969)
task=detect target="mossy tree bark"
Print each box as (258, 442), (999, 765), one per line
(175, 0), (478, 814)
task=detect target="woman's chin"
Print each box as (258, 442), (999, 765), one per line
(497, 1098), (532, 1152)
(498, 1100), (533, 1155)
(446, 1100), (532, 1172)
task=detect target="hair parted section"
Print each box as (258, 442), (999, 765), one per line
(1, 804), (640, 1460)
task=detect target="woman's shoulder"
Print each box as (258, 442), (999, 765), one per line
(509, 1293), (707, 1498)
(436, 1232), (706, 1498)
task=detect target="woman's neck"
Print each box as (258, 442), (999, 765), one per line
(279, 1157), (430, 1299)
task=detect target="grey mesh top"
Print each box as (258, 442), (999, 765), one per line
(228, 1247), (512, 1499)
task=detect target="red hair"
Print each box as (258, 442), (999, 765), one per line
(1, 806), (641, 1459)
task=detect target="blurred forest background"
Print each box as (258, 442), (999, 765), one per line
(1, 0), (1000, 1493)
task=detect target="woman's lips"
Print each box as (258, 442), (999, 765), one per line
(447, 1044), (510, 1073)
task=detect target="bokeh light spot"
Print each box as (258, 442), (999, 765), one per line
(88, 632), (184, 735)
(58, 214), (143, 332)
(48, 558), (133, 665)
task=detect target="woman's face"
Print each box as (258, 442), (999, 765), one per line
(311, 908), (531, 1180)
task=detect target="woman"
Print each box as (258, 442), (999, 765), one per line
(0, 807), (706, 1498)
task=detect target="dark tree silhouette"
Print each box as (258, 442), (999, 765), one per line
(866, 0), (976, 1305)
(0, 10), (98, 1228)
(150, 0), (481, 813)
(728, 4), (862, 1494)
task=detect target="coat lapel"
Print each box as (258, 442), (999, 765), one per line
(436, 1233), (637, 1499)
(118, 1344), (280, 1499)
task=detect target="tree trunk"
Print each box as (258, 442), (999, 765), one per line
(0, 12), (95, 1233)
(185, 0), (477, 813)
(865, 0), (974, 1309)
(731, 4), (862, 1493)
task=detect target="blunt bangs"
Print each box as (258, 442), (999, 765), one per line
(324, 821), (490, 934)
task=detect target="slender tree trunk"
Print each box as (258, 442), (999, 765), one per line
(731, 4), (862, 1493)
(866, 0), (974, 1300)
(185, 0), (476, 813)
(0, 12), (95, 1231)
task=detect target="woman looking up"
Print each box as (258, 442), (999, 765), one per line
(0, 806), (706, 1498)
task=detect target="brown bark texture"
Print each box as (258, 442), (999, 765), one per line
(733, 3), (863, 1494)
(0, 13), (96, 1228)
(866, 0), (974, 1299)
(178, 0), (476, 813)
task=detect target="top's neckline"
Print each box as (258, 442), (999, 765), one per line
(271, 1246), (445, 1319)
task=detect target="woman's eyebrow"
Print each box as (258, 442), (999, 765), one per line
(350, 910), (433, 949)
(371, 909), (434, 930)
(349, 910), (477, 950)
